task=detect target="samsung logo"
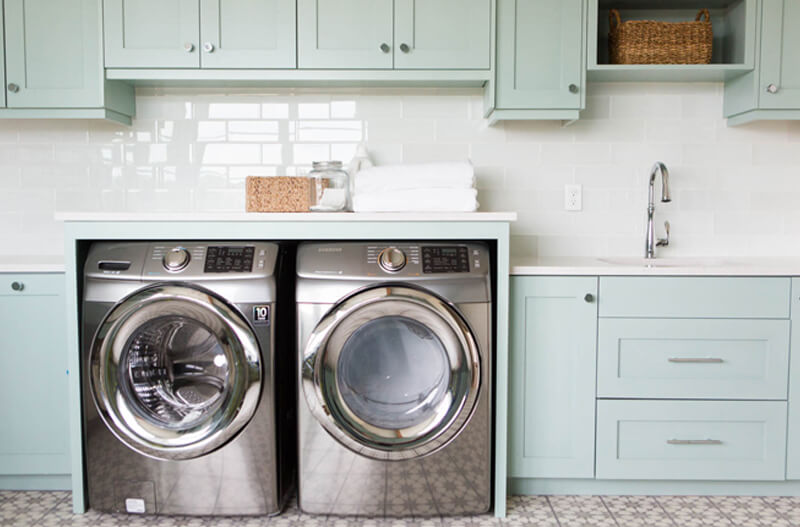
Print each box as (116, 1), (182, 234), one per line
(318, 247), (342, 253)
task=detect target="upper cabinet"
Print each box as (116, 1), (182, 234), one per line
(104, 0), (296, 69)
(298, 0), (491, 70)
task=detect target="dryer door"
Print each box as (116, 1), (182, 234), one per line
(303, 284), (481, 460)
(89, 283), (262, 460)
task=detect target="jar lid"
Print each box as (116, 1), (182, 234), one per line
(311, 160), (343, 170)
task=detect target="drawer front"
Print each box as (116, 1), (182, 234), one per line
(599, 277), (791, 319)
(596, 400), (787, 481)
(597, 318), (790, 399)
(0, 273), (64, 297)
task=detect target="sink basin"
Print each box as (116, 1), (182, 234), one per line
(597, 257), (730, 268)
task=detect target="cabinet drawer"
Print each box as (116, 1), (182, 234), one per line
(0, 273), (64, 297)
(597, 318), (790, 399)
(596, 400), (787, 480)
(599, 277), (790, 319)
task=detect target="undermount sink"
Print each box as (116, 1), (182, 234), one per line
(597, 257), (730, 268)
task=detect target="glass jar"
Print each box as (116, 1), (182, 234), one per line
(309, 161), (350, 212)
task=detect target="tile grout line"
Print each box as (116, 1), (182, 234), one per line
(705, 496), (736, 526)
(545, 496), (563, 527)
(598, 496), (620, 527)
(653, 496), (680, 527)
(759, 496), (799, 527)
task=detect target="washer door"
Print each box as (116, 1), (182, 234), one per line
(303, 285), (481, 460)
(90, 283), (262, 460)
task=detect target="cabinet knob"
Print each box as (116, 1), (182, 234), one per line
(766, 84), (779, 94)
(203, 42), (215, 53)
(184, 42), (195, 53)
(11, 281), (24, 292)
(569, 84), (579, 94)
(584, 293), (594, 303)
(7, 83), (19, 93)
(380, 43), (390, 53)
(399, 43), (410, 53)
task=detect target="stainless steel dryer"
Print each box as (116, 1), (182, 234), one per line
(296, 242), (492, 517)
(81, 241), (294, 516)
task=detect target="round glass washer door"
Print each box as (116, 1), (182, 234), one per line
(89, 283), (262, 460)
(302, 285), (481, 460)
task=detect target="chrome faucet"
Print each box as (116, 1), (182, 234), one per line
(645, 162), (671, 259)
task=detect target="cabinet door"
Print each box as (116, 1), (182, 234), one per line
(4, 0), (102, 108)
(787, 278), (800, 479)
(200, 0), (296, 68)
(0, 274), (69, 476)
(394, 0), (490, 70)
(509, 276), (598, 478)
(496, 0), (583, 110)
(104, 0), (200, 68)
(759, 0), (800, 109)
(297, 0), (393, 69)
(0, 6), (5, 108)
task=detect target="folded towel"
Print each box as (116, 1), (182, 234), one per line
(354, 162), (475, 194)
(353, 188), (478, 212)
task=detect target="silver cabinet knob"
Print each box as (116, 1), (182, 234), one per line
(380, 43), (390, 53)
(11, 281), (24, 292)
(7, 83), (19, 93)
(184, 42), (195, 52)
(399, 43), (410, 53)
(584, 293), (594, 303)
(767, 84), (779, 94)
(569, 84), (579, 94)
(203, 42), (215, 53)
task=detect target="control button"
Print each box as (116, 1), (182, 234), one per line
(163, 247), (190, 272)
(259, 249), (265, 257)
(258, 260), (264, 269)
(379, 247), (407, 273)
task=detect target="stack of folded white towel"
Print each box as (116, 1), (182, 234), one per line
(352, 162), (478, 212)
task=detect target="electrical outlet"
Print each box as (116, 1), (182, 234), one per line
(564, 184), (582, 211)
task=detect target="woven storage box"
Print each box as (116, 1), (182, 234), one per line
(609, 8), (713, 65)
(246, 176), (311, 212)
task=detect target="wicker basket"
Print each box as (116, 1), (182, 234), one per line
(608, 8), (713, 65)
(245, 176), (311, 212)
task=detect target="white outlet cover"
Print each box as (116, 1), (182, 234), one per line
(564, 184), (582, 211)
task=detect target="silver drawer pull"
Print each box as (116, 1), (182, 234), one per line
(667, 357), (724, 363)
(667, 439), (723, 446)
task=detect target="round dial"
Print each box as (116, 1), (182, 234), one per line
(378, 247), (407, 273)
(163, 247), (190, 272)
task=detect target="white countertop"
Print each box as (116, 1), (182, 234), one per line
(55, 211), (518, 222)
(511, 256), (800, 276)
(0, 255), (65, 273)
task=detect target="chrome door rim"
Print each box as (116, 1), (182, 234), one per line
(302, 284), (481, 460)
(89, 283), (262, 460)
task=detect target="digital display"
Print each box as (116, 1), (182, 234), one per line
(204, 246), (254, 273)
(422, 246), (469, 274)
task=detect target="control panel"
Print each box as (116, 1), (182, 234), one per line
(205, 246), (255, 273)
(362, 244), (483, 275)
(422, 246), (470, 274)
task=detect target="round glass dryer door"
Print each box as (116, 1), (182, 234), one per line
(302, 285), (481, 460)
(90, 284), (262, 460)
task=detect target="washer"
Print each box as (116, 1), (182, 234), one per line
(81, 241), (294, 516)
(296, 242), (492, 517)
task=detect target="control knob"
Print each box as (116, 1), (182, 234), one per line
(378, 247), (407, 273)
(163, 247), (190, 272)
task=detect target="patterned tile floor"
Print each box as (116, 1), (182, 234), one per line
(3, 491), (800, 526)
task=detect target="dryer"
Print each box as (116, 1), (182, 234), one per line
(296, 242), (492, 517)
(81, 241), (294, 516)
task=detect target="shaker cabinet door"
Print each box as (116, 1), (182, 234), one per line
(759, 0), (800, 109)
(4, 0), (102, 108)
(199, 0), (296, 68)
(297, 0), (393, 69)
(103, 0), (200, 68)
(393, 0), (491, 70)
(496, 0), (583, 110)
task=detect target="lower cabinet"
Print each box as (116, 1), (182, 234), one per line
(0, 273), (70, 487)
(508, 276), (598, 478)
(787, 278), (800, 479)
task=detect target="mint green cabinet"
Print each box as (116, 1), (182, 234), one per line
(0, 6), (5, 108)
(0, 274), (70, 487)
(394, 0), (490, 70)
(488, 0), (584, 121)
(509, 276), (597, 479)
(787, 278), (800, 479)
(199, 0), (296, 69)
(104, 0), (201, 68)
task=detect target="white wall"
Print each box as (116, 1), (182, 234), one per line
(1, 83), (799, 259)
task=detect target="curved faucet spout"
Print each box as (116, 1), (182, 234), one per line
(646, 162), (672, 259)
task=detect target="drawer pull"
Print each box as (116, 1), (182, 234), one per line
(668, 357), (723, 363)
(11, 281), (24, 291)
(667, 439), (723, 446)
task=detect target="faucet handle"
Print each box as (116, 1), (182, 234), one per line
(656, 220), (670, 247)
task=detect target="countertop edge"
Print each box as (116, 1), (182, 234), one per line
(55, 212), (519, 222)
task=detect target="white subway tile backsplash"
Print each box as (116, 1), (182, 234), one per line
(1, 84), (799, 259)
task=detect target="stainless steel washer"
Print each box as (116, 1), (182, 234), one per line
(81, 241), (293, 516)
(296, 242), (492, 517)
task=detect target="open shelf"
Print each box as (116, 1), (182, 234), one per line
(587, 0), (756, 82)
